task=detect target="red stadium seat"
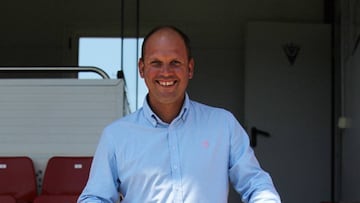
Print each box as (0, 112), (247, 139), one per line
(35, 156), (92, 202)
(33, 156), (93, 203)
(33, 195), (79, 203)
(0, 157), (37, 203)
(0, 195), (16, 203)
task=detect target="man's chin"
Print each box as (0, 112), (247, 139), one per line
(151, 93), (184, 105)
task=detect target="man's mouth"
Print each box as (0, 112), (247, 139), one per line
(158, 81), (176, 87)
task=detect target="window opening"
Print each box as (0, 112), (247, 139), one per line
(78, 37), (146, 112)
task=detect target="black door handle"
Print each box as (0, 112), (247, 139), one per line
(250, 127), (270, 147)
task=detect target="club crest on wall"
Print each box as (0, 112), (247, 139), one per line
(283, 42), (300, 66)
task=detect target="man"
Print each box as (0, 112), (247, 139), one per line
(78, 25), (281, 203)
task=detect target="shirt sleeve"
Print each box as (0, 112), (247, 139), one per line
(227, 113), (281, 203)
(78, 127), (121, 203)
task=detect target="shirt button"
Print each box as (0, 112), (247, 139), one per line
(173, 165), (178, 170)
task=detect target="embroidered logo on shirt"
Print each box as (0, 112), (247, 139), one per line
(202, 140), (209, 148)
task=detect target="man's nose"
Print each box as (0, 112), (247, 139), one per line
(160, 64), (173, 74)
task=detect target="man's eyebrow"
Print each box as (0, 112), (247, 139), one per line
(148, 59), (162, 65)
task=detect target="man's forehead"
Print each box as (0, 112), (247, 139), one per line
(141, 26), (190, 60)
(144, 32), (186, 53)
(147, 28), (182, 42)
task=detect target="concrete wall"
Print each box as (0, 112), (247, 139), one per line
(0, 0), (325, 121)
(339, 0), (360, 201)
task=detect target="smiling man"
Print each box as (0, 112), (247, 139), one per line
(138, 26), (194, 123)
(78, 26), (281, 203)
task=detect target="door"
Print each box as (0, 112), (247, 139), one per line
(244, 22), (331, 203)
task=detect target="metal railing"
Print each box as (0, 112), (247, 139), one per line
(0, 66), (110, 79)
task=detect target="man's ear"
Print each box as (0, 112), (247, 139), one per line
(188, 58), (195, 79)
(138, 59), (145, 78)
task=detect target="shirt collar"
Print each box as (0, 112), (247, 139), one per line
(143, 93), (190, 127)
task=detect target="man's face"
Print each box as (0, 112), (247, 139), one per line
(139, 29), (194, 106)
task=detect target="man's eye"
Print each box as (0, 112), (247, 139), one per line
(171, 61), (181, 66)
(150, 61), (162, 67)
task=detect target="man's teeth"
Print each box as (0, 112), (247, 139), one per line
(159, 81), (174, 86)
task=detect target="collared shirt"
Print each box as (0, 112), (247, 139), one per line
(78, 94), (281, 203)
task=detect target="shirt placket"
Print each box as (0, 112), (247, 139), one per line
(168, 124), (183, 203)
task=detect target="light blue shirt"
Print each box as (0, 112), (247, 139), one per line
(78, 94), (281, 203)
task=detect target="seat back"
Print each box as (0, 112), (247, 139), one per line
(0, 195), (17, 203)
(41, 156), (92, 195)
(33, 195), (79, 203)
(0, 157), (37, 203)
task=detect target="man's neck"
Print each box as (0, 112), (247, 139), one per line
(148, 96), (184, 124)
